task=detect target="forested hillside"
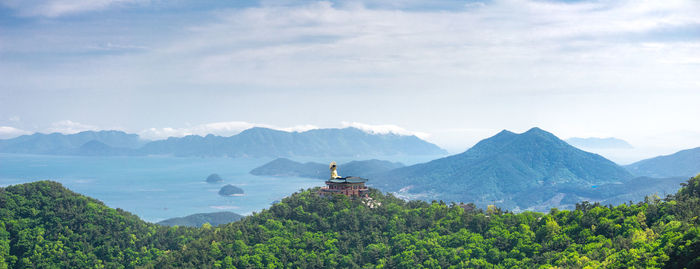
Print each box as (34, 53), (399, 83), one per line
(153, 175), (700, 268)
(626, 147), (700, 178)
(0, 181), (202, 268)
(2, 175), (700, 268)
(371, 127), (637, 210)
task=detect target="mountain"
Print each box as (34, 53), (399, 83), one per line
(250, 158), (405, 179)
(0, 181), (192, 268)
(157, 175), (700, 268)
(0, 130), (145, 155)
(342, 159), (406, 176)
(371, 127), (635, 210)
(565, 137), (633, 149)
(206, 173), (224, 183)
(139, 127), (447, 157)
(219, 184), (244, 196)
(0, 127), (447, 158)
(250, 158), (327, 178)
(156, 211), (244, 227)
(625, 147), (700, 178)
(2, 177), (700, 268)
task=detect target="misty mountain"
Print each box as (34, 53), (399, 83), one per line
(565, 137), (633, 149)
(0, 130), (145, 155)
(74, 140), (136, 156)
(250, 158), (327, 178)
(139, 127), (447, 157)
(371, 127), (638, 210)
(625, 147), (700, 178)
(0, 127), (447, 158)
(250, 158), (404, 179)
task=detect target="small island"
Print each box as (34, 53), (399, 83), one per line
(218, 184), (244, 196)
(206, 173), (224, 183)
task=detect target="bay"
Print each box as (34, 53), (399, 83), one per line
(0, 153), (444, 223)
(0, 154), (323, 223)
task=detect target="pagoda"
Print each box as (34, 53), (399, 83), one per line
(318, 161), (369, 198)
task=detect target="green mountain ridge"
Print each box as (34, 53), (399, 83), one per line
(0, 181), (200, 268)
(625, 147), (700, 178)
(2, 177), (699, 268)
(370, 127), (640, 210)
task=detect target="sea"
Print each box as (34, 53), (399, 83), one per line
(0, 153), (442, 223)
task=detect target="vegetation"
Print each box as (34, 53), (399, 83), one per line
(0, 181), (202, 268)
(2, 175), (700, 268)
(157, 212), (244, 227)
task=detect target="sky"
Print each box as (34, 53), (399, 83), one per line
(0, 0), (699, 163)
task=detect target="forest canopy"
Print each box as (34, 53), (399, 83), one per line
(2, 174), (699, 268)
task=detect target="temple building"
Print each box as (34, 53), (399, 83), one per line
(319, 161), (369, 198)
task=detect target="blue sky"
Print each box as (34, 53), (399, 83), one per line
(0, 0), (699, 162)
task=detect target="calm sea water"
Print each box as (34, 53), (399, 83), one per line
(0, 154), (325, 222)
(0, 153), (443, 223)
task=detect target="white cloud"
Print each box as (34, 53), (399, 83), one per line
(138, 127), (191, 140)
(278, 124), (320, 133)
(138, 121), (321, 140)
(126, 0), (697, 96)
(139, 121), (255, 140)
(1, 0), (699, 158)
(0, 126), (30, 139)
(138, 121), (429, 140)
(0, 0), (146, 17)
(46, 120), (99, 134)
(341, 121), (430, 139)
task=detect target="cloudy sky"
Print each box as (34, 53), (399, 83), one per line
(0, 0), (699, 162)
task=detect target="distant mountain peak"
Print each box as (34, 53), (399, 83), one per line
(466, 127), (564, 155)
(625, 147), (700, 178)
(371, 127), (633, 210)
(524, 127), (548, 135)
(520, 127), (561, 141)
(566, 137), (633, 149)
(238, 127), (277, 134)
(495, 129), (515, 136)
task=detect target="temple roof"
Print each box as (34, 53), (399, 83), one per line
(328, 176), (368, 183)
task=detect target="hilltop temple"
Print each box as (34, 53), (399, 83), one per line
(318, 161), (369, 198)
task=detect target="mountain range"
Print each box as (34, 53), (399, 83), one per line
(625, 147), (700, 178)
(0, 130), (144, 155)
(369, 127), (684, 210)
(250, 158), (404, 179)
(245, 127), (696, 210)
(0, 127), (447, 157)
(2, 126), (697, 212)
